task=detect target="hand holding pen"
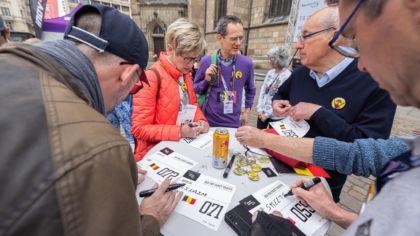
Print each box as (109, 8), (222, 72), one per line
(139, 179), (184, 226)
(287, 177), (345, 221)
(139, 183), (185, 197)
(284, 177), (321, 197)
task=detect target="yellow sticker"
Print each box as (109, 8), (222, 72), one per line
(331, 97), (346, 110)
(251, 164), (262, 172)
(248, 171), (260, 181)
(235, 71), (242, 79)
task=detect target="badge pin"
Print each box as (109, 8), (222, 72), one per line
(331, 97), (346, 110)
(235, 71), (243, 79)
(181, 82), (187, 91)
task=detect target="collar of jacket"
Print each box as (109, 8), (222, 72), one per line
(158, 51), (191, 81)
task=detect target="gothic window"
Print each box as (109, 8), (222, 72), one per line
(268, 0), (292, 18)
(214, 0), (227, 28)
(153, 26), (164, 35)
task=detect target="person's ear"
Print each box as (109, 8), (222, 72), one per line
(167, 43), (175, 55)
(216, 33), (223, 42)
(119, 64), (139, 86)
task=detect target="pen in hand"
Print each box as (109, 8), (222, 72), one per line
(139, 183), (185, 198)
(223, 154), (237, 178)
(284, 177), (321, 197)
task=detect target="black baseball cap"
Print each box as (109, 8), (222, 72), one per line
(64, 4), (149, 85)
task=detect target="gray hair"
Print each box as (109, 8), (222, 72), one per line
(215, 15), (242, 36)
(165, 18), (206, 54)
(315, 6), (340, 29)
(267, 46), (289, 69)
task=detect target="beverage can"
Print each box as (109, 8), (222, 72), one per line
(212, 128), (229, 169)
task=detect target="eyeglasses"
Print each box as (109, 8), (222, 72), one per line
(182, 56), (200, 64)
(328, 0), (365, 58)
(224, 35), (244, 43)
(120, 61), (144, 94)
(298, 27), (335, 42)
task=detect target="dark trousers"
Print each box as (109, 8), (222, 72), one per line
(325, 170), (347, 202)
(257, 117), (280, 129)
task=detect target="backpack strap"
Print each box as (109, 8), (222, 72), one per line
(201, 52), (218, 113)
(148, 67), (161, 102)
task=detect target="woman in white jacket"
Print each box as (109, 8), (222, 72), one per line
(256, 46), (291, 129)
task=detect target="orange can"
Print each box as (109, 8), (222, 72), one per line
(213, 128), (229, 169)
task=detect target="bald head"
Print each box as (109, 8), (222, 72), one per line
(308, 6), (339, 30)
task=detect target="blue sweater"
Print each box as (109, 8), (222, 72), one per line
(273, 61), (396, 141)
(313, 137), (410, 177)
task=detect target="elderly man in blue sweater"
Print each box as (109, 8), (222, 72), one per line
(271, 5), (396, 202)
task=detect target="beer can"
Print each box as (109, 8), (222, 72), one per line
(212, 128), (229, 169)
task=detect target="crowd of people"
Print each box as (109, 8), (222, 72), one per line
(1, 0), (419, 235)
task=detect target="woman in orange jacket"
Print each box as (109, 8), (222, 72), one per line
(132, 18), (209, 161)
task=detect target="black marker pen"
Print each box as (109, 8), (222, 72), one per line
(284, 177), (321, 197)
(223, 154), (237, 178)
(139, 183), (185, 198)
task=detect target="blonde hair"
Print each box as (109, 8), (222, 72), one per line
(165, 18), (206, 55)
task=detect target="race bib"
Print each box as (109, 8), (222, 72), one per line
(176, 104), (197, 125)
(175, 170), (236, 231)
(239, 181), (329, 236)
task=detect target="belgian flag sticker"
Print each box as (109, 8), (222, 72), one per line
(150, 163), (159, 170)
(182, 195), (196, 205)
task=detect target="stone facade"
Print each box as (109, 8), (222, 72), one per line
(68, 0), (132, 16)
(131, 0), (188, 58)
(0, 0), (35, 41)
(189, 0), (292, 69)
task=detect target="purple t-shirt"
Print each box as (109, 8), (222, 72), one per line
(193, 54), (256, 128)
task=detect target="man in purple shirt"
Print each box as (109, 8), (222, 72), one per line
(193, 15), (256, 128)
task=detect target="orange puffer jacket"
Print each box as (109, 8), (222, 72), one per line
(132, 53), (207, 161)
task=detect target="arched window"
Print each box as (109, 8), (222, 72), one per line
(152, 25), (165, 57)
(153, 26), (164, 35)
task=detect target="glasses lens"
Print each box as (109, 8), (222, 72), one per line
(333, 45), (360, 58)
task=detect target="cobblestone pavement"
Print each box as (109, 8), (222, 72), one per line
(248, 72), (420, 235)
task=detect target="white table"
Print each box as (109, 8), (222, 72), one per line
(137, 128), (330, 236)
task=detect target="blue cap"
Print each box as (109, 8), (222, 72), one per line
(0, 16), (5, 31)
(64, 4), (149, 83)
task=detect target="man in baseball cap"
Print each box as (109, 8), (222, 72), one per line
(0, 4), (181, 235)
(0, 16), (10, 46)
(64, 4), (149, 89)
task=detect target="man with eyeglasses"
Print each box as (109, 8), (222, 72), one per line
(271, 5), (395, 203)
(0, 5), (181, 235)
(287, 0), (420, 235)
(0, 16), (10, 46)
(194, 15), (256, 128)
